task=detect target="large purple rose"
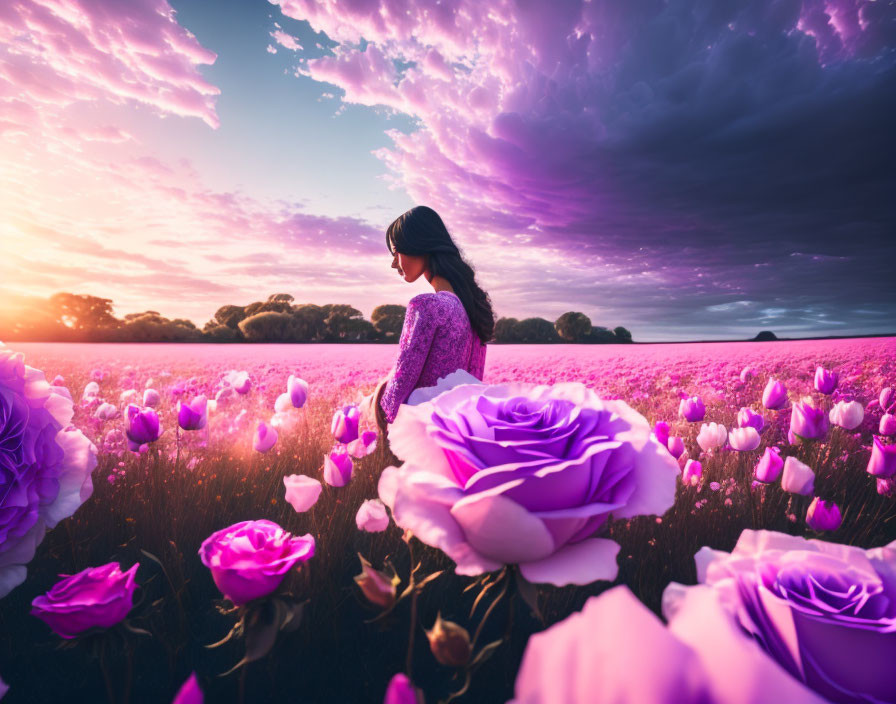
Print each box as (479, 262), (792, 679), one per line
(378, 378), (679, 586)
(31, 562), (139, 639)
(663, 529), (896, 704)
(198, 519), (315, 605)
(1, 343), (98, 599)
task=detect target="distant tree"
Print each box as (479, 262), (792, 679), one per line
(48, 293), (119, 331)
(371, 304), (406, 339)
(494, 317), (522, 343)
(214, 305), (247, 330)
(516, 317), (560, 343)
(203, 324), (240, 342)
(555, 312), (592, 342)
(238, 311), (298, 342)
(322, 304), (365, 340)
(343, 318), (376, 341)
(111, 313), (202, 342)
(291, 304), (328, 342)
(613, 326), (633, 344)
(585, 326), (617, 344)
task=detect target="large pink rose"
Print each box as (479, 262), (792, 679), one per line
(378, 379), (679, 586)
(662, 529), (896, 703)
(510, 583), (828, 704)
(198, 520), (315, 605)
(30, 562), (139, 639)
(1, 343), (97, 599)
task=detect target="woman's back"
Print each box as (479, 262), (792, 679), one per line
(379, 290), (486, 423)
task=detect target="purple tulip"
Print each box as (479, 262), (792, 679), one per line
(288, 375), (309, 408)
(31, 562), (139, 638)
(232, 372), (251, 394)
(754, 447), (784, 483)
(253, 421), (278, 453)
(126, 404), (161, 451)
(667, 436), (686, 459)
(762, 379), (788, 410)
(880, 387), (895, 413)
(654, 421), (670, 448)
(867, 436), (896, 477)
(789, 398), (829, 441)
(331, 404), (360, 444)
(678, 396), (705, 422)
(806, 497), (842, 532)
(736, 407), (764, 432)
(880, 414), (896, 436)
(323, 446), (354, 486)
(682, 459), (702, 486)
(177, 395), (208, 431)
(813, 366), (838, 395)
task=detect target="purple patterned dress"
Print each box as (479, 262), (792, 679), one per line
(379, 290), (487, 423)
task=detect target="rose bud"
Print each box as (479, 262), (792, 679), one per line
(829, 401), (864, 430)
(806, 497), (842, 532)
(678, 396), (705, 422)
(354, 554), (399, 609)
(880, 414), (896, 436)
(813, 366), (838, 395)
(425, 612), (472, 668)
(762, 379), (788, 410)
(867, 435), (896, 477)
(736, 407), (764, 432)
(754, 447), (784, 483)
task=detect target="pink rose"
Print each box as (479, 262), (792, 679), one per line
(198, 520), (314, 605)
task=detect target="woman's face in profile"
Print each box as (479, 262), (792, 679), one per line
(391, 248), (428, 283)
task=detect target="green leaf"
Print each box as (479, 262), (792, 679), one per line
(470, 638), (505, 669)
(514, 569), (543, 623)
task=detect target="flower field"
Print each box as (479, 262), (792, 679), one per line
(1, 338), (895, 703)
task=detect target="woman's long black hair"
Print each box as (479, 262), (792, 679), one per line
(387, 206), (495, 345)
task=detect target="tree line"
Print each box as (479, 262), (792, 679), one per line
(0, 293), (633, 344)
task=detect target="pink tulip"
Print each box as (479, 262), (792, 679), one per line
(667, 436), (685, 459)
(172, 672), (203, 704)
(682, 459), (702, 486)
(356, 499), (390, 532)
(678, 396), (705, 422)
(696, 423), (727, 452)
(323, 446), (353, 486)
(790, 398), (829, 441)
(781, 456), (815, 495)
(143, 388), (161, 407)
(283, 474), (322, 512)
(829, 401), (864, 430)
(384, 673), (420, 704)
(331, 404), (361, 444)
(754, 447), (783, 483)
(288, 375), (309, 408)
(654, 421), (670, 448)
(867, 436), (896, 477)
(880, 414), (896, 436)
(762, 379), (788, 410)
(728, 426), (760, 451)
(253, 421), (278, 453)
(880, 387), (895, 413)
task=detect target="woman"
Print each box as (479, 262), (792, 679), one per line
(361, 206), (495, 439)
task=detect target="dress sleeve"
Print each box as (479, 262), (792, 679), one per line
(379, 295), (439, 423)
(470, 339), (487, 381)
